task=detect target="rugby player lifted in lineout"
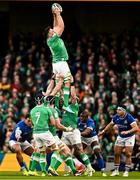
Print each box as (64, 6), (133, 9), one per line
(45, 3), (74, 113)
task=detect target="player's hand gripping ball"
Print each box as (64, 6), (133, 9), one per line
(52, 3), (63, 12)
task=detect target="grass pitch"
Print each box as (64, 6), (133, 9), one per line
(0, 171), (140, 180)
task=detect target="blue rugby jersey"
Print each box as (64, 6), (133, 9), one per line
(112, 113), (135, 138)
(77, 117), (97, 137)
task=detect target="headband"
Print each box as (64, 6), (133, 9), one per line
(117, 106), (126, 112)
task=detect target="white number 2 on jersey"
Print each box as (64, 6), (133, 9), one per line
(35, 112), (41, 124)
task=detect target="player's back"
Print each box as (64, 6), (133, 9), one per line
(30, 105), (51, 133)
(48, 107), (59, 136)
(62, 103), (79, 128)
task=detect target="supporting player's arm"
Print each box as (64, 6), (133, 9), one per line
(53, 8), (64, 36)
(50, 74), (64, 96)
(42, 74), (55, 97)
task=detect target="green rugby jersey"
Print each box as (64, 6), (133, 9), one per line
(62, 103), (79, 128)
(30, 105), (53, 133)
(47, 34), (68, 63)
(49, 107), (59, 136)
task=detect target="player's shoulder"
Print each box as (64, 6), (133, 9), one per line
(87, 118), (94, 123)
(87, 118), (95, 126)
(126, 112), (133, 117)
(126, 113), (135, 120)
(16, 120), (24, 128)
(46, 106), (52, 111)
(48, 32), (59, 41)
(31, 106), (38, 112)
(46, 106), (54, 114)
(112, 114), (118, 119)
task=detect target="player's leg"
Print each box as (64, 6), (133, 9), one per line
(49, 151), (62, 173)
(21, 140), (34, 158)
(123, 146), (133, 177)
(57, 61), (74, 113)
(63, 76), (71, 107)
(22, 143), (36, 175)
(51, 64), (61, 108)
(123, 135), (135, 177)
(30, 133), (47, 176)
(110, 145), (123, 176)
(60, 131), (85, 175)
(48, 135), (78, 176)
(54, 75), (61, 109)
(28, 149), (40, 175)
(70, 129), (94, 176)
(73, 143), (94, 175)
(43, 131), (58, 176)
(9, 141), (28, 175)
(91, 140), (106, 176)
(59, 143), (79, 175)
(48, 136), (64, 172)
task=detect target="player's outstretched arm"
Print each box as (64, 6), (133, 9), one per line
(98, 121), (114, 136)
(53, 8), (64, 36)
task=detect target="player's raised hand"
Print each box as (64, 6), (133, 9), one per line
(52, 3), (63, 12)
(52, 3), (62, 15)
(52, 8), (61, 15)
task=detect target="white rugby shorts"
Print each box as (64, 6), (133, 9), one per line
(9, 140), (32, 151)
(81, 135), (99, 146)
(115, 135), (135, 147)
(33, 131), (56, 148)
(61, 128), (82, 146)
(52, 61), (71, 79)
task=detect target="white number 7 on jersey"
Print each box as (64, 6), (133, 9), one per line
(35, 112), (40, 124)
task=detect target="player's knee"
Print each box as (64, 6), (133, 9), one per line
(13, 144), (21, 153)
(125, 151), (132, 158)
(38, 146), (46, 153)
(64, 76), (71, 86)
(74, 146), (83, 155)
(50, 143), (59, 152)
(93, 144), (101, 152)
(60, 151), (71, 158)
(60, 145), (70, 155)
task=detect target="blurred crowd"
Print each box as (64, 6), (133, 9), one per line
(0, 29), (140, 169)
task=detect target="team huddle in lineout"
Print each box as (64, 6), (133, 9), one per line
(8, 3), (139, 177)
